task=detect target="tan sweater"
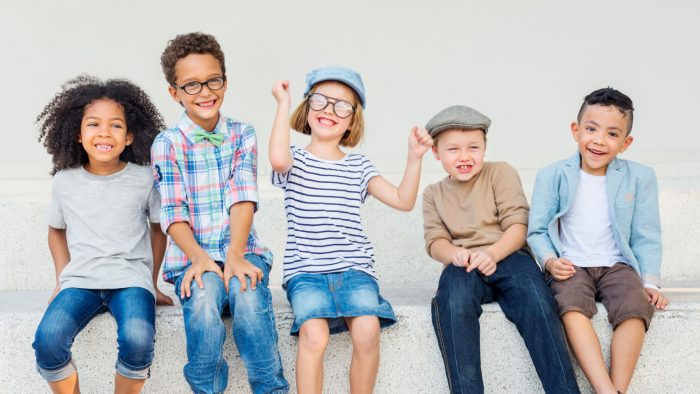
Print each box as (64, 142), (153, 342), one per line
(422, 162), (529, 258)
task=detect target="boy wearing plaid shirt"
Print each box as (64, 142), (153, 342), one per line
(151, 32), (288, 394)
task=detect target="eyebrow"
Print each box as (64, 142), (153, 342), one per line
(84, 116), (125, 122)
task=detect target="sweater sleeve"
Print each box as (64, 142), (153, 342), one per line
(492, 163), (529, 230)
(422, 185), (453, 258)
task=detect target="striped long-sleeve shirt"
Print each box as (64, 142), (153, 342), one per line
(151, 113), (272, 283)
(272, 146), (379, 284)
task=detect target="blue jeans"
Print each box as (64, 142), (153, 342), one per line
(431, 250), (580, 394)
(33, 287), (155, 381)
(174, 253), (288, 394)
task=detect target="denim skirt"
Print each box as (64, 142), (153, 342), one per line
(285, 268), (397, 335)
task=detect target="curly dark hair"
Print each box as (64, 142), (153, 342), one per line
(577, 87), (634, 134)
(161, 32), (226, 85)
(37, 75), (165, 175)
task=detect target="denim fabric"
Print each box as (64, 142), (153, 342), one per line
(431, 251), (579, 394)
(174, 253), (288, 394)
(33, 287), (155, 381)
(528, 153), (662, 287)
(285, 268), (397, 335)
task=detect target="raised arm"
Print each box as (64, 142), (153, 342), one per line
(269, 80), (294, 173)
(368, 126), (433, 211)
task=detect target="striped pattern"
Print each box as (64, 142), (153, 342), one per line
(151, 113), (272, 283)
(272, 147), (379, 283)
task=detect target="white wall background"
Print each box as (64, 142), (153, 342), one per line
(1, 0), (699, 181)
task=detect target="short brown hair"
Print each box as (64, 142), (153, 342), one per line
(289, 85), (365, 147)
(160, 32), (225, 85)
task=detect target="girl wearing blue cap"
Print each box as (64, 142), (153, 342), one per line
(269, 66), (433, 392)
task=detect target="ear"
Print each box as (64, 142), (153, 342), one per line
(432, 145), (440, 160)
(570, 121), (580, 141)
(620, 135), (634, 153)
(168, 85), (181, 104)
(125, 133), (135, 146)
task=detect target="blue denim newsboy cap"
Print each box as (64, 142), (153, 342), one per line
(425, 105), (491, 138)
(304, 66), (366, 108)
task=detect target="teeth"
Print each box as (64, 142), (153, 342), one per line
(95, 144), (113, 152)
(197, 100), (214, 107)
(319, 118), (335, 125)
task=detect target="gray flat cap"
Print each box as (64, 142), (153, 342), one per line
(425, 105), (491, 137)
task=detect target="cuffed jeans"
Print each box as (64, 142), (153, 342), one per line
(174, 253), (288, 394)
(33, 286), (155, 381)
(431, 250), (580, 394)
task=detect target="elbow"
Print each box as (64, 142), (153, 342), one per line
(269, 157), (292, 173)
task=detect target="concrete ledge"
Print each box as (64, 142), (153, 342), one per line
(1, 287), (699, 393)
(2, 189), (700, 291)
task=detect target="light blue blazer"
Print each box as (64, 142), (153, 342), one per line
(527, 153), (662, 287)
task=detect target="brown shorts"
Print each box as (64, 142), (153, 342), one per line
(548, 263), (654, 330)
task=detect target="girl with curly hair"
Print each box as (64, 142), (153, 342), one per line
(32, 75), (170, 394)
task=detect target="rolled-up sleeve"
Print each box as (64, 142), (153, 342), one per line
(225, 124), (259, 212)
(151, 135), (190, 233)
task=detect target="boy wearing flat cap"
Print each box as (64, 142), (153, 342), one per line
(423, 105), (579, 393)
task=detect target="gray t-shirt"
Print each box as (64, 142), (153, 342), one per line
(48, 163), (160, 297)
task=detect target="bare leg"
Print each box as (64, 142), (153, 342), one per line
(47, 372), (80, 394)
(114, 373), (146, 394)
(562, 311), (617, 394)
(296, 319), (330, 394)
(610, 318), (645, 393)
(345, 316), (381, 394)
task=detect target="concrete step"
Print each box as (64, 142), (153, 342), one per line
(1, 286), (698, 393)
(2, 189), (699, 291)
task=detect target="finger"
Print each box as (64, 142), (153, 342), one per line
(282, 80), (289, 90)
(195, 272), (204, 290)
(249, 269), (261, 290)
(650, 291), (659, 305)
(237, 273), (247, 292)
(181, 271), (193, 299)
(223, 272), (231, 294)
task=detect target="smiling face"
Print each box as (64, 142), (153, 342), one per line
(432, 128), (486, 182)
(306, 81), (356, 144)
(572, 104), (633, 176)
(168, 53), (226, 131)
(79, 99), (133, 175)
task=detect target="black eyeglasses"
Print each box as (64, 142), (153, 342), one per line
(307, 93), (355, 118)
(172, 76), (226, 95)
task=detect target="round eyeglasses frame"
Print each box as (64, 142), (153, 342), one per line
(307, 93), (356, 119)
(172, 76), (226, 95)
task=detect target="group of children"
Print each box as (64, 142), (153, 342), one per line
(31, 31), (668, 394)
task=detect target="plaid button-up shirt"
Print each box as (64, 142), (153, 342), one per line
(151, 113), (272, 283)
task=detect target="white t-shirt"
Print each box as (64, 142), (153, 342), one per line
(272, 146), (379, 284)
(559, 170), (626, 267)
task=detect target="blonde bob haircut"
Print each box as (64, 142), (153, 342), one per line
(289, 84), (365, 148)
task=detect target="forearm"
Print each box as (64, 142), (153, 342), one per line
(394, 154), (423, 211)
(269, 104), (293, 172)
(167, 222), (209, 262)
(228, 201), (254, 260)
(150, 223), (167, 285)
(429, 238), (462, 266)
(47, 226), (70, 282)
(486, 223), (527, 263)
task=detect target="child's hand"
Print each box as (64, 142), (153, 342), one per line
(408, 126), (434, 159)
(271, 80), (291, 106)
(452, 248), (471, 267)
(468, 250), (497, 276)
(645, 287), (669, 310)
(224, 255), (264, 293)
(155, 286), (174, 306)
(48, 283), (61, 304)
(180, 254), (224, 299)
(546, 258), (576, 281)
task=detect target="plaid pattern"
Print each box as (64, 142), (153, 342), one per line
(151, 113), (272, 283)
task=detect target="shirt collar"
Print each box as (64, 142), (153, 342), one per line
(177, 112), (230, 144)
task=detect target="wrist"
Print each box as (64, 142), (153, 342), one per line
(543, 257), (556, 272)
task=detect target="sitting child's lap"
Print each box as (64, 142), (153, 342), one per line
(549, 263), (654, 329)
(286, 269), (397, 335)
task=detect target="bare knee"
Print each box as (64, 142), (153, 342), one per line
(348, 316), (380, 353)
(299, 320), (329, 355)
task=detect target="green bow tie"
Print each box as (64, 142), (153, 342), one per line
(193, 130), (224, 146)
